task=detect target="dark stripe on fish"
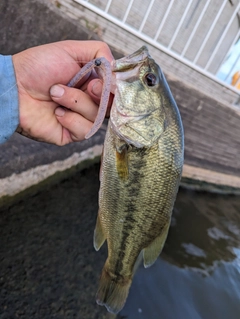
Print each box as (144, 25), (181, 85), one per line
(115, 147), (148, 276)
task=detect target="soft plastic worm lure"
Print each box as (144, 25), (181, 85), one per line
(67, 57), (112, 139)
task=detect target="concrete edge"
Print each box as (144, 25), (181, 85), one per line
(0, 145), (102, 198)
(1, 151), (239, 209)
(182, 164), (240, 195)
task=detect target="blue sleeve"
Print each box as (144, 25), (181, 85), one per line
(0, 55), (19, 144)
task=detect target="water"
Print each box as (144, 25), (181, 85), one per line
(0, 163), (240, 318)
(120, 189), (240, 319)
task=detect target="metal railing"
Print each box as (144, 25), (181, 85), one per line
(75, 0), (240, 94)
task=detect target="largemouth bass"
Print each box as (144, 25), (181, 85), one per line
(93, 46), (184, 314)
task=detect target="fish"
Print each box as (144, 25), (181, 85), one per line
(92, 46), (184, 314)
(68, 46), (184, 314)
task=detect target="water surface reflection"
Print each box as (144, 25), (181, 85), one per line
(119, 188), (240, 319)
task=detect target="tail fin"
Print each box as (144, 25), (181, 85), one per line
(96, 267), (132, 314)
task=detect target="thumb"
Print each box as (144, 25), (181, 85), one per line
(87, 79), (113, 118)
(87, 79), (103, 103)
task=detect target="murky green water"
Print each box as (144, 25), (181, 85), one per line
(0, 163), (240, 318)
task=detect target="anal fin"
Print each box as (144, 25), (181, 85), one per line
(93, 215), (106, 251)
(143, 221), (170, 268)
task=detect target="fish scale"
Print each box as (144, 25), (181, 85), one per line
(94, 46), (184, 314)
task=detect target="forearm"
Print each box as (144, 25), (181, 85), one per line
(0, 55), (19, 144)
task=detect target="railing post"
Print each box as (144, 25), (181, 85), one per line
(75, 0), (240, 95)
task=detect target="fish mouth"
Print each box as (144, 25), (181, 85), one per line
(111, 46), (150, 72)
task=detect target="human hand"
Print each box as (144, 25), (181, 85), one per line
(12, 40), (114, 145)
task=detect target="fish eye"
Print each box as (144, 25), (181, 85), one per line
(144, 73), (157, 86)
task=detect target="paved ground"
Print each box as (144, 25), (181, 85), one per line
(0, 0), (120, 205)
(0, 163), (116, 319)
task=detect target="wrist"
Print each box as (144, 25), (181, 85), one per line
(0, 55), (19, 143)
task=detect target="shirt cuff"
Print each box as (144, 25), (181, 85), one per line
(0, 55), (19, 144)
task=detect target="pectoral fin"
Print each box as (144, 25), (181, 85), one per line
(116, 145), (129, 180)
(143, 222), (170, 268)
(93, 215), (106, 251)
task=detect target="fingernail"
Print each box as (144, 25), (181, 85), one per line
(91, 80), (102, 97)
(55, 107), (65, 117)
(50, 85), (64, 97)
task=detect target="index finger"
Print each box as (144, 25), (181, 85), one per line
(59, 40), (114, 65)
